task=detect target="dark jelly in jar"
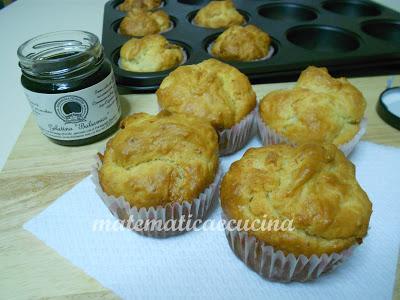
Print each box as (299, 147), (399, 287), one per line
(17, 30), (121, 146)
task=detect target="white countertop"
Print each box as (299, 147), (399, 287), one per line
(0, 0), (399, 171)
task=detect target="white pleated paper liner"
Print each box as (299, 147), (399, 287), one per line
(218, 108), (256, 156)
(118, 47), (188, 73)
(207, 42), (275, 62)
(256, 110), (368, 157)
(340, 118), (368, 156)
(92, 153), (223, 238)
(222, 214), (355, 282)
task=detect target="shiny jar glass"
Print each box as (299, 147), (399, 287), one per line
(18, 30), (121, 146)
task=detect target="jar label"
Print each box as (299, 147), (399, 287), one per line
(24, 71), (121, 141)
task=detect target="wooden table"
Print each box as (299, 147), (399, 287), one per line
(1, 76), (399, 299)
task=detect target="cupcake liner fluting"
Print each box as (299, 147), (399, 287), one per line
(218, 108), (256, 156)
(92, 154), (223, 238)
(223, 214), (355, 282)
(256, 110), (367, 156)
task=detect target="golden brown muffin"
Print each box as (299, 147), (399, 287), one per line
(259, 66), (366, 146)
(119, 8), (170, 37)
(193, 0), (245, 29)
(99, 111), (219, 208)
(211, 25), (271, 61)
(221, 143), (372, 257)
(118, 0), (161, 11)
(156, 58), (256, 130)
(120, 34), (184, 72)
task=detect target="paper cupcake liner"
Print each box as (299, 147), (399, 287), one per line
(92, 153), (223, 238)
(339, 117), (367, 156)
(222, 214), (355, 282)
(207, 42), (275, 62)
(218, 108), (256, 156)
(255, 110), (295, 146)
(256, 110), (368, 156)
(161, 21), (174, 33)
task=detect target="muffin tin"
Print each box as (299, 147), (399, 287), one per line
(102, 0), (400, 92)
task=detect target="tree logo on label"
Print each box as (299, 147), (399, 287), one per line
(54, 95), (89, 123)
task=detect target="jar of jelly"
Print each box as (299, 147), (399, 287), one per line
(17, 30), (121, 146)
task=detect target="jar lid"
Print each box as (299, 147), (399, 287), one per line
(377, 86), (400, 131)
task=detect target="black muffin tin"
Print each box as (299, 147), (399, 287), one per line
(102, 0), (400, 92)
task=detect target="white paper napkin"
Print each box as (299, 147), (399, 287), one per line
(24, 138), (400, 299)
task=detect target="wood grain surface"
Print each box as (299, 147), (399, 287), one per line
(1, 76), (399, 299)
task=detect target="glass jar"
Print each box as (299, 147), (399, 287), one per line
(17, 30), (121, 146)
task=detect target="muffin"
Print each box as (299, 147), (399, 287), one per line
(119, 34), (184, 72)
(193, 0), (245, 29)
(95, 111), (221, 236)
(210, 25), (272, 61)
(221, 143), (372, 281)
(119, 8), (171, 37)
(257, 66), (367, 156)
(118, 0), (161, 11)
(156, 58), (256, 155)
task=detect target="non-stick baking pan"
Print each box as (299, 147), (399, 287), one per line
(102, 0), (400, 92)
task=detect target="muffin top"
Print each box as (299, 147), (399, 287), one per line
(193, 0), (244, 29)
(118, 0), (161, 11)
(221, 143), (372, 256)
(259, 66), (366, 146)
(120, 34), (184, 72)
(119, 9), (170, 37)
(99, 111), (219, 208)
(211, 25), (271, 61)
(156, 58), (256, 129)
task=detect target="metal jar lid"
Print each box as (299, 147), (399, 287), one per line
(377, 84), (400, 131)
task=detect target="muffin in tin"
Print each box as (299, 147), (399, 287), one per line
(119, 8), (171, 37)
(193, 0), (245, 29)
(221, 143), (372, 281)
(96, 111), (221, 236)
(118, 0), (162, 11)
(211, 25), (272, 61)
(257, 66), (367, 156)
(156, 58), (256, 155)
(119, 34), (184, 72)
